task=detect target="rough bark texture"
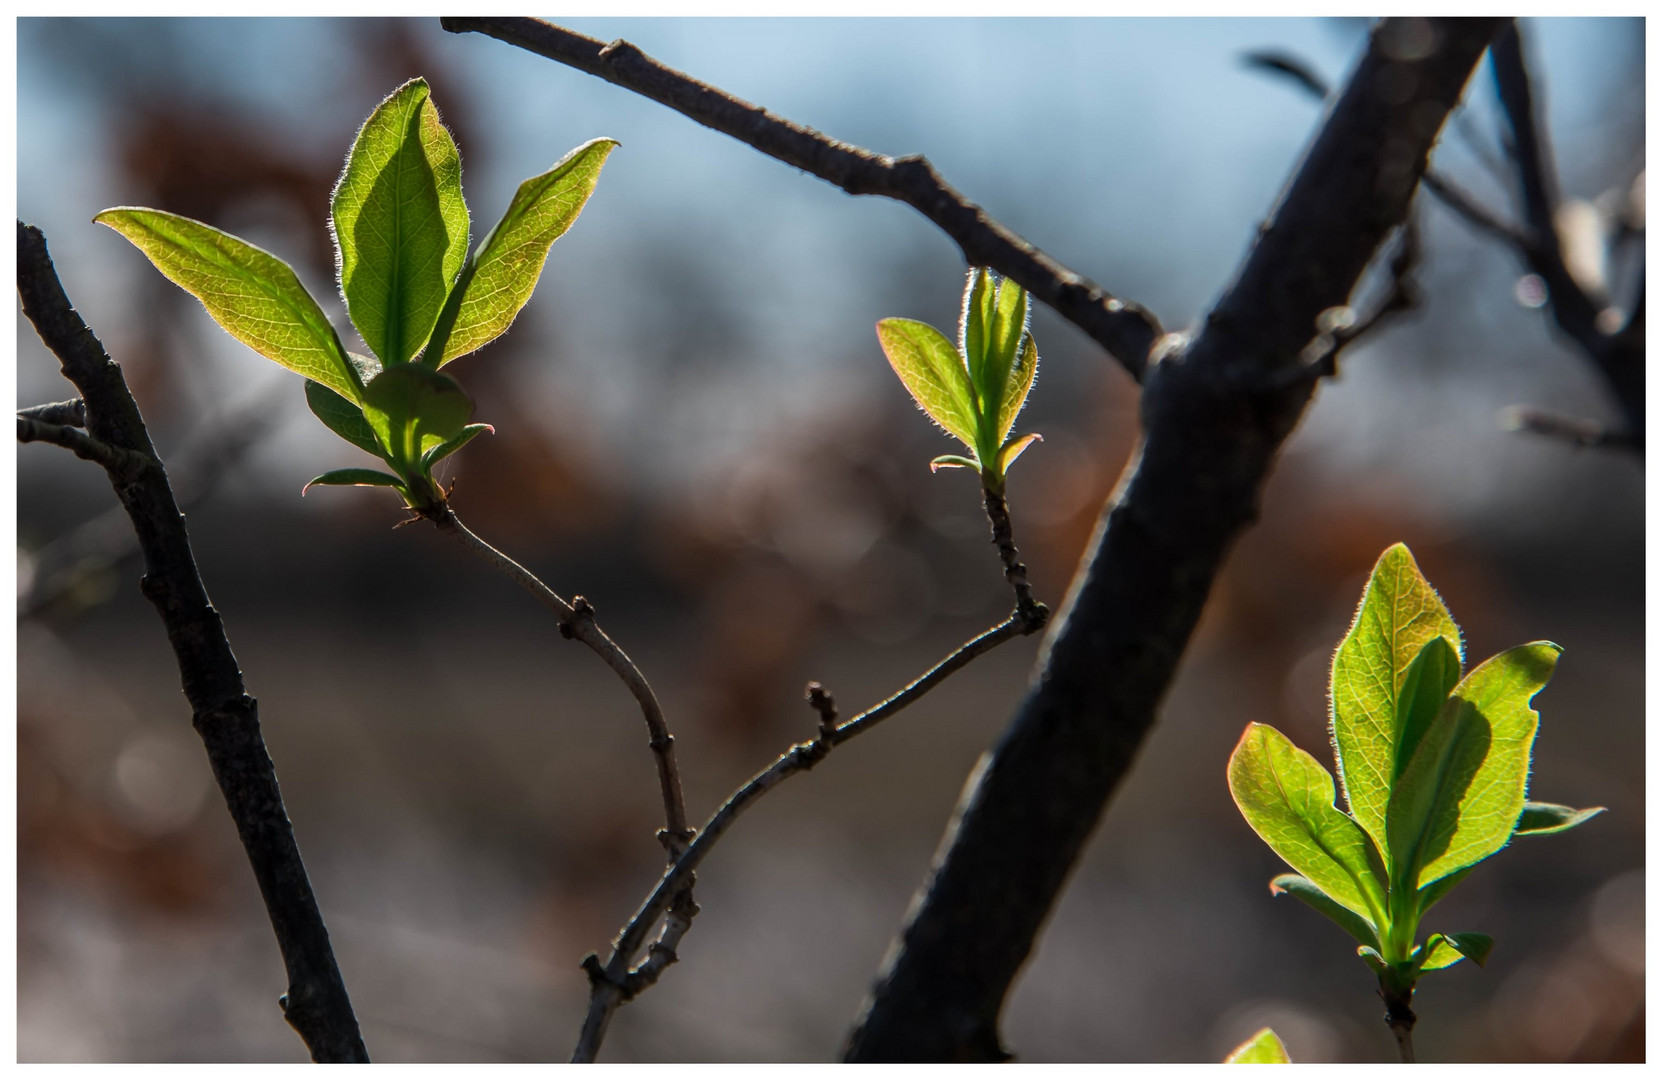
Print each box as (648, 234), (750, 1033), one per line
(17, 221), (368, 1063)
(843, 19), (1505, 1062)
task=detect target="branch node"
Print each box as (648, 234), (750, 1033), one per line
(580, 952), (611, 988)
(804, 680), (839, 738)
(558, 594), (597, 638)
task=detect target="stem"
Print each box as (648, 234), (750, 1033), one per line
(1379, 977), (1417, 1063)
(980, 485), (1048, 632)
(570, 613), (1035, 1061)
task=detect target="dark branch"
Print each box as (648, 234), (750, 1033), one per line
(16, 221), (369, 1064)
(18, 415), (152, 478)
(571, 613), (1035, 1062)
(1499, 405), (1639, 452)
(845, 19), (1505, 1061)
(18, 396), (87, 426)
(1421, 171), (1531, 248)
(440, 16), (1164, 381)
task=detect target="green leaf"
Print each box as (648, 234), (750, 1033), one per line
(960, 268), (993, 400)
(95, 207), (359, 402)
(1228, 722), (1387, 927)
(1270, 873), (1380, 950)
(1415, 866), (1471, 919)
(1417, 931), (1493, 972)
(996, 432), (1043, 476)
(424, 138), (617, 366)
(1223, 1027), (1291, 1064)
(360, 364), (475, 478)
(876, 318), (978, 448)
(421, 422), (494, 470)
(929, 454), (981, 472)
(1386, 642), (1561, 891)
(1514, 801), (1605, 837)
(1356, 945), (1390, 976)
(1331, 542), (1463, 860)
(978, 275), (1028, 443)
(996, 330), (1039, 442)
(332, 77), (470, 366)
(302, 468), (406, 495)
(1393, 635), (1461, 781)
(305, 379), (386, 459)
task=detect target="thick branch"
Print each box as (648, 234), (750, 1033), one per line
(439, 16), (1163, 380)
(1490, 22), (1642, 448)
(844, 19), (1504, 1061)
(571, 614), (1032, 1062)
(16, 221), (367, 1063)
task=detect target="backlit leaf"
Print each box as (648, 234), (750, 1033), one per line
(421, 422), (494, 470)
(1513, 800), (1605, 837)
(95, 208), (358, 402)
(996, 330), (1039, 441)
(302, 468), (405, 495)
(1228, 722), (1387, 927)
(960, 268), (993, 399)
(1270, 873), (1380, 949)
(360, 364), (475, 477)
(979, 275), (1028, 441)
(929, 454), (981, 472)
(876, 318), (978, 447)
(305, 379), (385, 459)
(1417, 931), (1492, 972)
(426, 139), (616, 365)
(332, 78), (470, 366)
(1331, 543), (1463, 860)
(1223, 1027), (1291, 1064)
(1387, 642), (1560, 891)
(996, 433), (1043, 476)
(1393, 635), (1461, 781)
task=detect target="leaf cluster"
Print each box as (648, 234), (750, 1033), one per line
(96, 78), (614, 511)
(876, 268), (1041, 493)
(1228, 543), (1601, 998)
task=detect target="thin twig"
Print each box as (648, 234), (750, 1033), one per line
(569, 612), (1032, 1062)
(425, 504), (694, 855)
(18, 415), (152, 479)
(439, 16), (1163, 381)
(980, 487), (1048, 631)
(1379, 980), (1417, 1063)
(1421, 171), (1532, 249)
(16, 220), (368, 1063)
(18, 397), (87, 426)
(1498, 405), (1638, 451)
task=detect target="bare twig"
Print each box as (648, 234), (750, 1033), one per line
(1498, 405), (1638, 451)
(16, 221), (368, 1063)
(1379, 980), (1417, 1063)
(1299, 214), (1424, 378)
(1420, 171), (1532, 248)
(18, 415), (152, 479)
(424, 504), (694, 856)
(571, 613), (1034, 1062)
(18, 396), (87, 426)
(439, 16), (1164, 381)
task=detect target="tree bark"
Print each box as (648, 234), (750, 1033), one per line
(844, 18), (1505, 1062)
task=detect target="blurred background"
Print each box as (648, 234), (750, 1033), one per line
(15, 17), (1642, 1063)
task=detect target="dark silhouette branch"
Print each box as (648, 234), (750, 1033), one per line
(439, 16), (1164, 381)
(18, 396), (87, 426)
(16, 221), (368, 1063)
(843, 18), (1505, 1061)
(1499, 404), (1638, 451)
(17, 414), (152, 478)
(571, 612), (1036, 1062)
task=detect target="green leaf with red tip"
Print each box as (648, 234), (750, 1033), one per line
(1513, 801), (1605, 837)
(303, 468), (406, 495)
(1270, 873), (1380, 950)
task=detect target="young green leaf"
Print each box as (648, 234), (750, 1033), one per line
(305, 380), (386, 459)
(1513, 800), (1605, 837)
(332, 77), (470, 367)
(1270, 873), (1380, 949)
(360, 364), (475, 478)
(876, 318), (979, 449)
(929, 454), (981, 473)
(996, 330), (1039, 442)
(302, 468), (406, 495)
(424, 138), (617, 366)
(1416, 931), (1493, 972)
(996, 433), (1043, 477)
(95, 208), (359, 402)
(1393, 635), (1461, 781)
(1415, 866), (1470, 919)
(421, 422), (494, 470)
(1331, 542), (1463, 861)
(1223, 1027), (1291, 1064)
(960, 267), (993, 398)
(978, 275), (1028, 441)
(1228, 722), (1387, 927)
(1386, 642), (1561, 892)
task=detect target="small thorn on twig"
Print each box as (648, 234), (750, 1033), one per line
(804, 681), (838, 739)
